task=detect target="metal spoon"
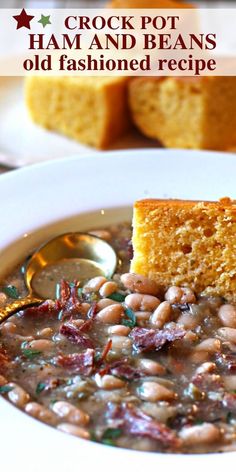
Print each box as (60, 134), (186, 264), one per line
(0, 232), (117, 323)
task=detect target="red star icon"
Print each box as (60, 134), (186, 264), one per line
(13, 8), (34, 30)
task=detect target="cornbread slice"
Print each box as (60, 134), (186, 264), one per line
(129, 77), (236, 151)
(131, 198), (236, 301)
(25, 76), (131, 149)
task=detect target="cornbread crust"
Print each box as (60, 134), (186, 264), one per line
(129, 77), (236, 151)
(25, 76), (131, 149)
(131, 198), (236, 301)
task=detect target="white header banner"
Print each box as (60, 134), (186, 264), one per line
(0, 8), (235, 76)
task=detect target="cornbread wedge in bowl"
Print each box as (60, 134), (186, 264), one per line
(131, 197), (236, 301)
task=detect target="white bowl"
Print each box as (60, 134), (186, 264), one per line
(1, 149), (235, 472)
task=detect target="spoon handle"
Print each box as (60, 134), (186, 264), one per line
(0, 296), (42, 323)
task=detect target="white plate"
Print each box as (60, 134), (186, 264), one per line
(0, 77), (157, 168)
(0, 148), (236, 472)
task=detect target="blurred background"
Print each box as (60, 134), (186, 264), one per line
(1, 1), (235, 7)
(0, 0), (235, 172)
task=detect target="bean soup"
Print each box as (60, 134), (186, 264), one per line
(0, 222), (236, 454)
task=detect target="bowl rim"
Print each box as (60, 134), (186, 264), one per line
(0, 148), (236, 471)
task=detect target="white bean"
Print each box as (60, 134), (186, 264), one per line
(29, 339), (54, 351)
(108, 325), (130, 336)
(15, 335), (34, 342)
(184, 330), (198, 343)
(83, 276), (107, 293)
(142, 403), (176, 423)
(135, 311), (151, 327)
(8, 383), (30, 408)
(150, 302), (172, 328)
(138, 381), (176, 402)
(223, 375), (236, 390)
(189, 351), (209, 364)
(0, 375), (7, 386)
(111, 335), (132, 355)
(181, 288), (196, 304)
(218, 327), (236, 344)
(137, 358), (166, 376)
(121, 273), (159, 296)
(80, 303), (90, 316)
(72, 319), (86, 328)
(0, 292), (7, 305)
(194, 338), (221, 353)
(95, 374), (125, 390)
(25, 402), (56, 425)
(218, 304), (236, 328)
(96, 304), (123, 324)
(37, 327), (53, 338)
(0, 322), (17, 335)
(165, 286), (196, 304)
(99, 281), (117, 298)
(196, 362), (216, 374)
(57, 423), (90, 439)
(52, 401), (89, 426)
(177, 313), (199, 330)
(165, 286), (182, 304)
(97, 298), (119, 311)
(179, 423), (220, 445)
(125, 293), (160, 312)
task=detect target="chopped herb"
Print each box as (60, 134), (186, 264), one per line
(50, 398), (58, 405)
(121, 306), (136, 328)
(183, 383), (205, 401)
(55, 283), (61, 299)
(227, 411), (233, 423)
(90, 430), (98, 442)
(102, 439), (116, 446)
(122, 319), (134, 328)
(77, 288), (84, 299)
(94, 352), (101, 363)
(22, 349), (41, 359)
(0, 385), (13, 394)
(101, 428), (122, 445)
(36, 382), (46, 394)
(2, 285), (19, 299)
(88, 293), (99, 302)
(102, 428), (122, 440)
(66, 378), (74, 386)
(137, 385), (144, 395)
(108, 292), (126, 302)
(194, 419), (204, 425)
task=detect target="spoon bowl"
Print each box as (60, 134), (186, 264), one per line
(0, 232), (117, 323)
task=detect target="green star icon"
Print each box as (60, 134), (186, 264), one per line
(38, 14), (51, 28)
